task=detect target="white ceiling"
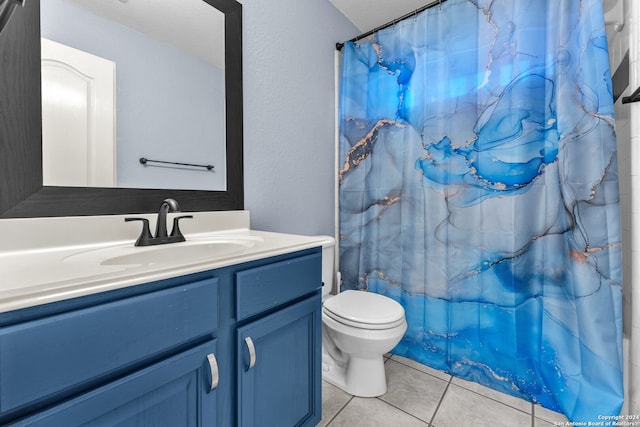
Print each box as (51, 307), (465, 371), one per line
(329, 0), (438, 32)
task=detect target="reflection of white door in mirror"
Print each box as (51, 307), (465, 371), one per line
(41, 38), (116, 187)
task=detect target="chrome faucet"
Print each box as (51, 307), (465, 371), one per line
(125, 198), (193, 246)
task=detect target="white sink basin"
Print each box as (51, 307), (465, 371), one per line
(63, 235), (264, 268)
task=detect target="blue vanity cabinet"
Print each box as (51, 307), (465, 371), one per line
(235, 252), (322, 427)
(0, 247), (323, 427)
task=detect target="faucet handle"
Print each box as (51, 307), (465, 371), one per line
(170, 215), (193, 242)
(125, 217), (153, 246)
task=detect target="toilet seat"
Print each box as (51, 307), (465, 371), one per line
(322, 290), (405, 330)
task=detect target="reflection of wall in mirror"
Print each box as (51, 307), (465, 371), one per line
(41, 0), (227, 192)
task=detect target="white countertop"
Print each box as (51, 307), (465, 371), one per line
(0, 211), (331, 313)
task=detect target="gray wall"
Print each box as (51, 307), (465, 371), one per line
(242, 0), (358, 236)
(41, 0), (226, 191)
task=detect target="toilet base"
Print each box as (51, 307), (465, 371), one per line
(322, 347), (387, 397)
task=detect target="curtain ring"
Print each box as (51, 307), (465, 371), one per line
(438, 0), (442, 11)
(414, 9), (418, 22)
(392, 18), (396, 31)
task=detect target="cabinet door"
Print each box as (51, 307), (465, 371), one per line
(237, 295), (321, 427)
(10, 341), (219, 427)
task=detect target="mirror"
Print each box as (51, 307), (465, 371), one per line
(0, 0), (243, 217)
(41, 0), (227, 191)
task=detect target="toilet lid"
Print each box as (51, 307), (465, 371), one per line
(323, 290), (405, 327)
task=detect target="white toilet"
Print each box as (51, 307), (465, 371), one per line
(319, 237), (407, 397)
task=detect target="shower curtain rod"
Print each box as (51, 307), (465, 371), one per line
(336, 0), (447, 51)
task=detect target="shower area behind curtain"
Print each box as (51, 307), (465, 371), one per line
(338, 0), (623, 422)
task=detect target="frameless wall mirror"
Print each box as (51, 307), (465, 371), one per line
(0, 0), (243, 217)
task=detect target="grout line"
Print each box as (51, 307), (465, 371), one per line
(428, 375), (453, 426)
(387, 356), (452, 383)
(378, 356), (443, 425)
(373, 396), (431, 426)
(324, 395), (354, 427)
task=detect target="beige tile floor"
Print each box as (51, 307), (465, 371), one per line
(320, 355), (569, 427)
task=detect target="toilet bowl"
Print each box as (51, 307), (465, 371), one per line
(318, 237), (407, 397)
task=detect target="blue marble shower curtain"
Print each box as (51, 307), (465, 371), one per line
(338, 0), (623, 421)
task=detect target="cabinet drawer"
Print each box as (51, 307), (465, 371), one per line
(236, 251), (321, 321)
(0, 277), (218, 417)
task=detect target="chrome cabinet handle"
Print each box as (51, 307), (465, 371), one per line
(206, 353), (219, 391)
(244, 336), (256, 370)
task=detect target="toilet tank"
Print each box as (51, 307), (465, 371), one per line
(317, 236), (336, 297)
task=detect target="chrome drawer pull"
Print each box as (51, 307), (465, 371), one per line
(244, 336), (256, 370)
(206, 353), (219, 391)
